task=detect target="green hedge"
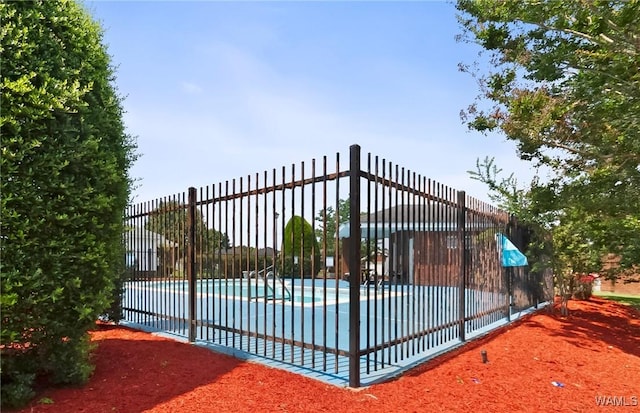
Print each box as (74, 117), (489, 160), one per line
(1, 0), (135, 408)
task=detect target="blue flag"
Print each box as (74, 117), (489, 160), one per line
(499, 233), (528, 267)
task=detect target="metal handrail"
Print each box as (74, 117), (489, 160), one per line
(263, 270), (291, 301)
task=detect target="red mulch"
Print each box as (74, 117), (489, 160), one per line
(15, 297), (640, 413)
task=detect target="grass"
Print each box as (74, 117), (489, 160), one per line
(593, 291), (640, 311)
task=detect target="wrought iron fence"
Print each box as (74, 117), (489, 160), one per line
(122, 144), (552, 387)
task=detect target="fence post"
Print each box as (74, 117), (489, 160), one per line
(348, 144), (361, 388)
(457, 191), (466, 342)
(187, 187), (197, 342)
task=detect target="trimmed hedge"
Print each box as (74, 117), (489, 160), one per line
(1, 0), (135, 408)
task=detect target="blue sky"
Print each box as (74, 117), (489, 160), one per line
(84, 0), (534, 204)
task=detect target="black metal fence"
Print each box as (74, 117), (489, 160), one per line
(122, 144), (552, 387)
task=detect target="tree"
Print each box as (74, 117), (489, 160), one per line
(315, 198), (383, 278)
(281, 215), (320, 277)
(146, 200), (200, 248)
(469, 158), (602, 314)
(1, 0), (136, 407)
(145, 200), (230, 250)
(315, 198), (350, 258)
(457, 1), (640, 282)
(144, 200), (229, 277)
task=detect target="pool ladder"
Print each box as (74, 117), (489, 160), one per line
(248, 265), (291, 301)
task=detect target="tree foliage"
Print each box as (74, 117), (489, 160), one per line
(144, 200), (229, 252)
(144, 200), (230, 277)
(458, 0), (640, 283)
(1, 0), (136, 407)
(315, 198), (350, 258)
(314, 198), (382, 277)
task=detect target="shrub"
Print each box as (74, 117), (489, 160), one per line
(0, 351), (37, 410)
(1, 0), (135, 407)
(572, 273), (595, 300)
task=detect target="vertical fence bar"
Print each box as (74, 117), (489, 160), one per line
(289, 163), (295, 363)
(333, 154), (340, 373)
(381, 157), (389, 366)
(321, 157), (328, 371)
(348, 144), (361, 388)
(392, 164), (400, 361)
(410, 171), (417, 357)
(364, 153), (372, 374)
(279, 166), (286, 361)
(506, 214), (517, 321)
(457, 191), (466, 342)
(299, 161), (306, 366)
(310, 158), (317, 368)
(271, 168), (278, 360)
(187, 187), (197, 342)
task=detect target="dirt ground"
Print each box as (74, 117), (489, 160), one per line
(15, 297), (640, 413)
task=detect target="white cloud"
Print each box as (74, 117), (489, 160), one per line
(180, 81), (203, 95)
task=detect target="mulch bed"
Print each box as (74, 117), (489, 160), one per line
(15, 297), (640, 412)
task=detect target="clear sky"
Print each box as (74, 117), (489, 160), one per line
(84, 0), (534, 205)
